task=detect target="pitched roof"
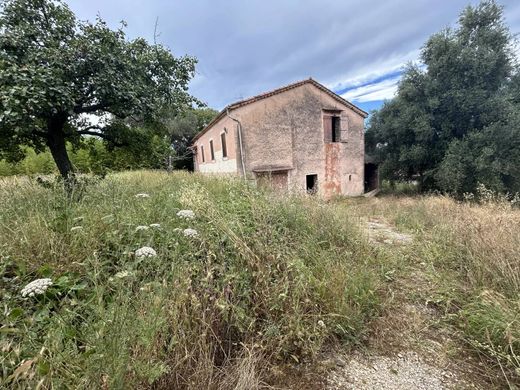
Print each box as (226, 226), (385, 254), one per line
(192, 78), (368, 143)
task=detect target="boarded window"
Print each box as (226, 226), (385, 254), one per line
(256, 171), (288, 191)
(201, 145), (205, 163)
(221, 132), (227, 158)
(209, 140), (215, 161)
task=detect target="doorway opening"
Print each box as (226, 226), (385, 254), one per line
(364, 163), (379, 192)
(306, 174), (318, 194)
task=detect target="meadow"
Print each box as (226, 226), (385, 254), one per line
(0, 171), (389, 389)
(1, 171), (519, 388)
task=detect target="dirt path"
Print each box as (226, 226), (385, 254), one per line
(366, 218), (413, 246)
(325, 219), (481, 389)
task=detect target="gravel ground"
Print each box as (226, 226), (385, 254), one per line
(327, 351), (476, 390)
(366, 219), (413, 245)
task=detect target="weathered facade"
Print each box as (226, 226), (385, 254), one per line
(192, 78), (371, 198)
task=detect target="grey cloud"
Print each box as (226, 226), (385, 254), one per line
(66, 0), (520, 108)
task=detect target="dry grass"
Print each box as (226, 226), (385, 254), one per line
(339, 194), (520, 386)
(3, 171), (519, 388)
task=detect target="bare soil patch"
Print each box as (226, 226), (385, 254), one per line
(327, 351), (474, 390)
(366, 218), (413, 245)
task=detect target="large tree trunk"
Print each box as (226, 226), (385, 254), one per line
(46, 115), (75, 192)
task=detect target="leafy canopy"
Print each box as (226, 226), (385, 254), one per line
(366, 0), (520, 194)
(0, 0), (197, 178)
(165, 107), (218, 170)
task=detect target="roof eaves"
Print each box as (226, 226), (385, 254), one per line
(192, 78), (368, 143)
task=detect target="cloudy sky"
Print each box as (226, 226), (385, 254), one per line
(66, 0), (520, 113)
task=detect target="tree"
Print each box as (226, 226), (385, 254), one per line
(366, 0), (518, 194)
(165, 107), (218, 170)
(0, 0), (197, 187)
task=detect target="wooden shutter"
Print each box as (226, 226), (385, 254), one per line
(323, 116), (332, 143)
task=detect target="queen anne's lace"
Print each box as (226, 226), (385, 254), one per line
(183, 228), (198, 238)
(135, 246), (157, 258)
(135, 225), (149, 232)
(177, 210), (195, 220)
(114, 270), (133, 279)
(21, 278), (52, 297)
(149, 223), (161, 229)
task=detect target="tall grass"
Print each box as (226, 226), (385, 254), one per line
(344, 194), (520, 382)
(0, 171), (386, 389)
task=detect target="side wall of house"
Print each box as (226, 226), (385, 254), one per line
(231, 83), (365, 197)
(193, 115), (239, 174)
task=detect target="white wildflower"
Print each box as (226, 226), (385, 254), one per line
(135, 193), (150, 198)
(73, 216), (84, 222)
(177, 210), (195, 220)
(317, 320), (326, 328)
(183, 228), (198, 238)
(135, 246), (157, 259)
(135, 225), (149, 232)
(70, 226), (83, 232)
(114, 270), (132, 279)
(149, 223), (161, 229)
(21, 278), (52, 297)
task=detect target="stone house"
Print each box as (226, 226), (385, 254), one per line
(192, 78), (374, 198)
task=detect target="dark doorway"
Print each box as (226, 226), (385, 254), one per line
(364, 163), (379, 192)
(306, 174), (318, 194)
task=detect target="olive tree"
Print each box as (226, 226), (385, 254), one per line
(366, 0), (518, 194)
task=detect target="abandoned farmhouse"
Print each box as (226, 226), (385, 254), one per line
(192, 78), (378, 198)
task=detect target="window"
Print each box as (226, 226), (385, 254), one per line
(323, 113), (342, 143)
(200, 145), (205, 163)
(332, 116), (340, 142)
(209, 140), (215, 161)
(306, 174), (318, 194)
(221, 132), (228, 158)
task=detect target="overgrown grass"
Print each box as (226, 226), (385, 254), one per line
(343, 194), (520, 384)
(0, 171), (387, 389)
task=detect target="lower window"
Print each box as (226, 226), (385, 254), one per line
(306, 174), (318, 194)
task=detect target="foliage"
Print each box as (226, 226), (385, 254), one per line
(0, 137), (172, 176)
(0, 171), (387, 388)
(0, 0), (197, 180)
(164, 107), (219, 170)
(366, 0), (520, 195)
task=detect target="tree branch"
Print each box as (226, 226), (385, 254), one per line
(79, 125), (103, 132)
(73, 103), (107, 114)
(77, 129), (126, 147)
